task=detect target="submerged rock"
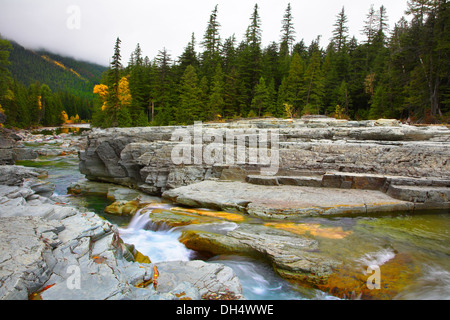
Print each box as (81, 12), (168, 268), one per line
(104, 199), (157, 216)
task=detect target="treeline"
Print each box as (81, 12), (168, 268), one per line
(1, 77), (93, 128)
(94, 1), (449, 128)
(0, 39), (97, 128)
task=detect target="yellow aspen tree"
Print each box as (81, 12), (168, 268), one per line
(61, 111), (69, 123)
(118, 77), (132, 106)
(93, 84), (109, 111)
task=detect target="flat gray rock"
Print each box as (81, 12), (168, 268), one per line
(155, 260), (243, 299)
(163, 180), (415, 218)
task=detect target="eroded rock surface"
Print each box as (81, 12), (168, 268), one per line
(78, 118), (450, 213)
(0, 166), (243, 300)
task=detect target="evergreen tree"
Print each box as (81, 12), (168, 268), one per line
(265, 77), (279, 117)
(0, 37), (12, 121)
(201, 5), (222, 81)
(238, 4), (263, 112)
(278, 52), (305, 114)
(107, 37), (123, 106)
(363, 5), (377, 46)
(377, 5), (389, 34)
(208, 64), (225, 120)
(222, 67), (240, 118)
(222, 35), (237, 74)
(303, 46), (325, 114)
(153, 48), (175, 125)
(251, 77), (270, 117)
(178, 65), (202, 124)
(41, 84), (62, 126)
(262, 42), (282, 90)
(179, 33), (199, 71)
(280, 3), (296, 56)
(102, 37), (124, 126)
(27, 81), (42, 125)
(336, 80), (351, 117)
(332, 7), (349, 52)
(129, 43), (150, 124)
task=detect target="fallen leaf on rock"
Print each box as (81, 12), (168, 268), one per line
(93, 256), (107, 264)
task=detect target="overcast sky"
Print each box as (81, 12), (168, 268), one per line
(0, 0), (410, 67)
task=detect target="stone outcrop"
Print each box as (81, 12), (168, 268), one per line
(0, 165), (243, 300)
(179, 224), (340, 288)
(155, 260), (243, 300)
(79, 118), (450, 213)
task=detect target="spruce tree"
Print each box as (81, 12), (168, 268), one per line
(223, 67), (240, 118)
(208, 64), (225, 120)
(280, 3), (296, 56)
(178, 65), (202, 124)
(251, 77), (270, 117)
(238, 4), (263, 112)
(303, 47), (325, 114)
(179, 33), (199, 71)
(201, 5), (222, 81)
(332, 7), (349, 52)
(107, 37), (123, 107)
(278, 52), (305, 114)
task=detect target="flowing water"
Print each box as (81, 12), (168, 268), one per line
(118, 209), (314, 300)
(17, 131), (450, 300)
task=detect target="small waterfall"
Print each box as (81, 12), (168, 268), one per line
(119, 205), (194, 263)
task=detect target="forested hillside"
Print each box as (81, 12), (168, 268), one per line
(93, 1), (449, 128)
(0, 39), (106, 128)
(7, 41), (106, 98)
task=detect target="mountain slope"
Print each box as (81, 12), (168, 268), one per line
(7, 41), (107, 99)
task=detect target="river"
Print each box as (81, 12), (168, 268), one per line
(16, 128), (450, 300)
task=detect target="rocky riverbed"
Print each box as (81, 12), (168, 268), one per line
(76, 117), (450, 299)
(1, 118), (449, 300)
(0, 127), (244, 300)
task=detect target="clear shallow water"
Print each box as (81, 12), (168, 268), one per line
(17, 155), (83, 197)
(207, 255), (322, 300)
(17, 135), (450, 300)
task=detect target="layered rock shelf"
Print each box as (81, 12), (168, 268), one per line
(0, 128), (38, 165)
(79, 118), (450, 215)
